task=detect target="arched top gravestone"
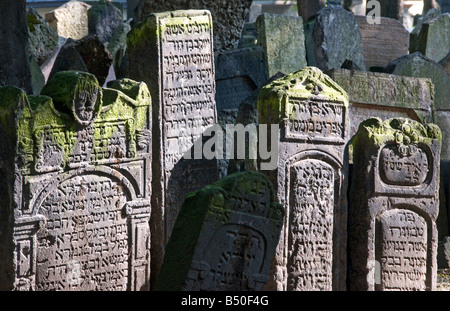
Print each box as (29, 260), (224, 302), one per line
(154, 171), (284, 291)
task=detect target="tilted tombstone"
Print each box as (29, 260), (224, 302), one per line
(327, 69), (435, 141)
(354, 15), (409, 71)
(410, 13), (450, 63)
(0, 71), (152, 291)
(133, 0), (253, 52)
(349, 117), (441, 291)
(255, 14), (307, 79)
(257, 67), (350, 291)
(45, 0), (92, 40)
(154, 171), (284, 291)
(123, 10), (219, 282)
(304, 5), (366, 72)
(214, 46), (268, 126)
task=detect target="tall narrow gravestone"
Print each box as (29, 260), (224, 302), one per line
(257, 67), (350, 291)
(124, 10), (219, 283)
(0, 71), (152, 291)
(350, 118), (441, 291)
(154, 171), (284, 291)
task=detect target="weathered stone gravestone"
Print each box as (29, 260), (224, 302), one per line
(410, 13), (450, 63)
(215, 46), (268, 126)
(133, 0), (253, 52)
(87, 0), (124, 44)
(45, 0), (91, 40)
(49, 35), (113, 86)
(354, 15), (409, 71)
(327, 69), (435, 141)
(257, 67), (350, 291)
(154, 171), (284, 291)
(27, 7), (60, 66)
(304, 5), (366, 72)
(255, 14), (307, 78)
(349, 117), (441, 291)
(385, 52), (450, 161)
(0, 71), (152, 291)
(123, 10), (219, 282)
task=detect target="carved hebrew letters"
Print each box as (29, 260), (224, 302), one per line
(376, 209), (428, 291)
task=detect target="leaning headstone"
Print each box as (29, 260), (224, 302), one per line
(124, 10), (219, 283)
(327, 69), (435, 140)
(154, 171), (284, 291)
(257, 67), (350, 291)
(27, 7), (59, 66)
(410, 13), (450, 63)
(350, 117), (441, 291)
(215, 46), (268, 126)
(45, 0), (92, 40)
(385, 52), (450, 161)
(354, 15), (409, 70)
(297, 0), (326, 23)
(255, 14), (307, 78)
(304, 5), (366, 72)
(87, 0), (123, 44)
(0, 71), (152, 291)
(133, 0), (253, 51)
(49, 35), (113, 86)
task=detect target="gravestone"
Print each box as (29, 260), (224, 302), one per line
(410, 13), (450, 63)
(257, 67), (350, 291)
(354, 15), (409, 70)
(373, 0), (404, 20)
(123, 10), (219, 283)
(87, 0), (123, 44)
(440, 51), (450, 77)
(133, 0), (253, 52)
(0, 71), (152, 291)
(385, 52), (450, 161)
(45, 0), (91, 40)
(297, 0), (326, 23)
(255, 14), (307, 78)
(154, 171), (284, 291)
(49, 35), (113, 86)
(107, 21), (132, 75)
(215, 46), (268, 126)
(27, 7), (59, 66)
(304, 5), (366, 72)
(350, 117), (441, 291)
(327, 69), (435, 141)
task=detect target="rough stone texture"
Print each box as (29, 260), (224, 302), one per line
(297, 0), (326, 23)
(107, 21), (132, 75)
(410, 13), (450, 63)
(49, 35), (113, 86)
(304, 5), (366, 72)
(154, 171), (284, 291)
(255, 14), (307, 78)
(257, 67), (349, 291)
(354, 15), (409, 71)
(0, 71), (152, 291)
(350, 117), (441, 291)
(133, 0), (253, 52)
(327, 69), (435, 141)
(440, 51), (450, 77)
(27, 7), (59, 66)
(385, 52), (450, 161)
(214, 46), (268, 126)
(0, 0), (32, 94)
(123, 10), (219, 285)
(87, 0), (123, 44)
(375, 0), (404, 20)
(438, 237), (450, 268)
(45, 0), (91, 40)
